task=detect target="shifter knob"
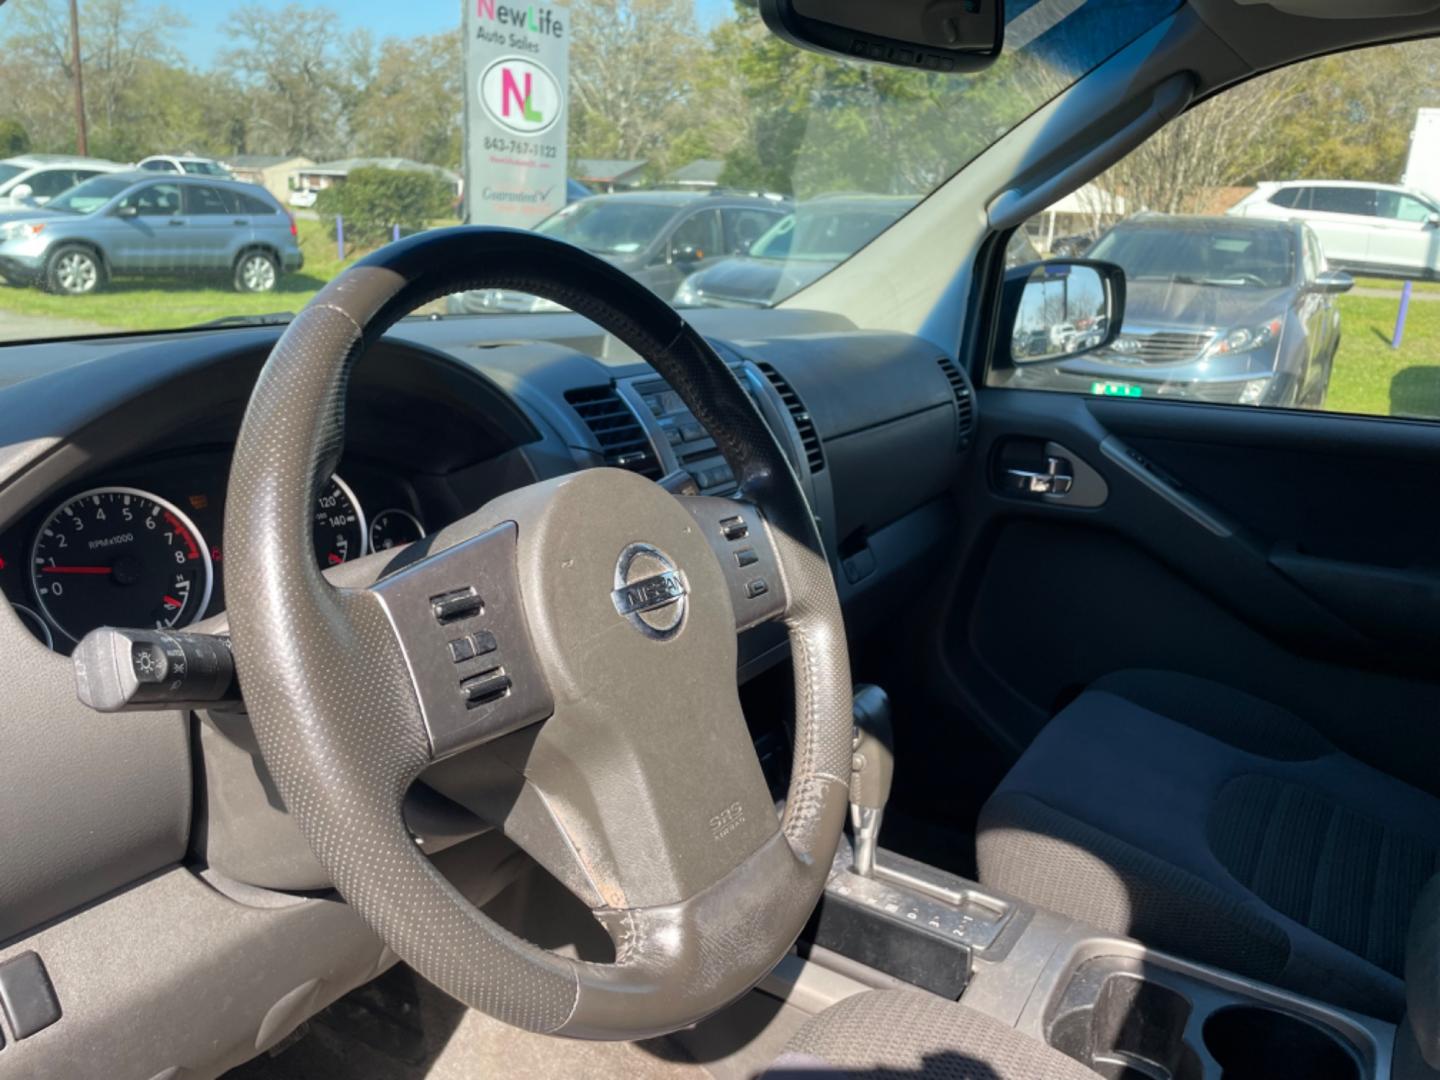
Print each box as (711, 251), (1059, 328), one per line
(849, 684), (894, 877)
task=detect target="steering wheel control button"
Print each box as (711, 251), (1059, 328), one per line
(745, 578), (770, 599)
(719, 515), (749, 541)
(371, 523), (554, 760)
(461, 669), (511, 708)
(430, 587), (482, 624)
(734, 547), (759, 568)
(0, 951), (61, 1040)
(612, 543), (688, 641)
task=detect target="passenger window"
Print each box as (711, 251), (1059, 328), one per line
(185, 186), (232, 215)
(120, 184), (182, 217)
(990, 39), (1440, 422)
(141, 160), (175, 172)
(722, 208), (781, 255)
(28, 170), (77, 198)
(1311, 186), (1376, 216)
(1377, 191), (1436, 223)
(669, 210), (721, 262)
(237, 193), (277, 215)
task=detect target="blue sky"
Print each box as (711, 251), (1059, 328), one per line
(179, 0), (736, 67)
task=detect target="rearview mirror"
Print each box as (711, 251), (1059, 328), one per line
(9, 183), (34, 203)
(760, 0), (1003, 73)
(1002, 261), (1127, 365)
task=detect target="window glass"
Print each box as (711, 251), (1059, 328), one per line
(119, 183), (181, 216)
(1311, 186), (1376, 216)
(535, 200), (675, 257)
(26, 170), (78, 198)
(236, 192), (277, 215)
(186, 185), (231, 215)
(722, 208), (781, 255)
(141, 160), (176, 172)
(669, 210), (721, 261)
(991, 39), (1440, 422)
(1376, 190), (1435, 223)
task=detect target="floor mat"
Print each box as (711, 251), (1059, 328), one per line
(224, 963), (710, 1080)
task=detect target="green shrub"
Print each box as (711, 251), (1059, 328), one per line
(0, 119), (31, 157)
(314, 166), (454, 247)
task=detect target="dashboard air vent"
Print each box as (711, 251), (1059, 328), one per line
(936, 356), (976, 452)
(564, 385), (662, 479)
(757, 362), (825, 474)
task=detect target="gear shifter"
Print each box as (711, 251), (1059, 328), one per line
(848, 684), (894, 878)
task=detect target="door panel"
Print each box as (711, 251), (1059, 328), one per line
(938, 387), (1440, 796)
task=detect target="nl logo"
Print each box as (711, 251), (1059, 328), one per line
(479, 57), (563, 135)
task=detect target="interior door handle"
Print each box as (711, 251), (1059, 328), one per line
(1005, 456), (1074, 496)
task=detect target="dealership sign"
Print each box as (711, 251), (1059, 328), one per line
(464, 1), (569, 227)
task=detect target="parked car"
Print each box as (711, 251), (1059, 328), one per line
(0, 171), (303, 295)
(1048, 233), (1095, 258)
(671, 195), (917, 308)
(447, 190), (791, 314)
(1230, 179), (1440, 280)
(0, 154), (128, 211)
(998, 215), (1353, 408)
(137, 155), (234, 179)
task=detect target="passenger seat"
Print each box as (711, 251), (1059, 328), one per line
(976, 669), (1440, 1020)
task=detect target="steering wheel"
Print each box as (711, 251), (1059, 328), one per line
(223, 227), (853, 1041)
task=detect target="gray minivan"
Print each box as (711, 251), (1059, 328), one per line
(0, 171), (303, 295)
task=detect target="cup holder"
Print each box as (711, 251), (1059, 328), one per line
(1048, 972), (1203, 1080)
(1202, 1006), (1360, 1080)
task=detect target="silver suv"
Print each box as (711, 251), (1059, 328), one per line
(0, 154), (128, 211)
(1230, 179), (1440, 280)
(0, 171), (303, 295)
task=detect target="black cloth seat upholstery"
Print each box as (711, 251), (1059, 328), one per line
(977, 670), (1440, 1020)
(766, 990), (1101, 1078)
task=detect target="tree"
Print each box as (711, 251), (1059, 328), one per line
(566, 0), (711, 177)
(0, 119), (31, 156)
(220, 3), (363, 158)
(314, 166), (454, 246)
(1092, 66), (1305, 221)
(350, 30), (463, 168)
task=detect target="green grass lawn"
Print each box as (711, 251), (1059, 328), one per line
(1328, 293), (1440, 419)
(0, 220), (451, 332)
(1351, 276), (1440, 294)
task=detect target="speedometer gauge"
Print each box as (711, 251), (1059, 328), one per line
(314, 475), (366, 568)
(30, 487), (214, 643)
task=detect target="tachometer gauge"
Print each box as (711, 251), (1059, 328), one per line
(30, 487), (214, 643)
(314, 475), (366, 568)
(369, 508), (425, 552)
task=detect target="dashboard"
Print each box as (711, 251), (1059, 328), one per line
(0, 311), (974, 658)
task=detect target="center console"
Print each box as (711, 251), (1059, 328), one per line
(771, 685), (1399, 1080)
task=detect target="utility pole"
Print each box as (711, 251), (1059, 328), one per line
(69, 0), (88, 156)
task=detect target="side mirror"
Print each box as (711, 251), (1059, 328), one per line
(115, 204), (139, 218)
(9, 183), (34, 204)
(1429, 213), (1440, 227)
(1314, 269), (1354, 294)
(1001, 260), (1127, 365)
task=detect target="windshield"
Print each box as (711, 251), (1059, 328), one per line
(0, 164), (25, 189)
(1090, 224), (1296, 289)
(751, 202), (917, 262)
(535, 200), (675, 256)
(0, 0), (1177, 341)
(43, 175), (129, 215)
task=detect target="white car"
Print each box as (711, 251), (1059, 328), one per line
(288, 188), (319, 208)
(136, 155), (234, 179)
(0, 154), (128, 211)
(1230, 179), (1440, 280)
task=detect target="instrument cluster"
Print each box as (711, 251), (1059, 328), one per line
(0, 450), (428, 652)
